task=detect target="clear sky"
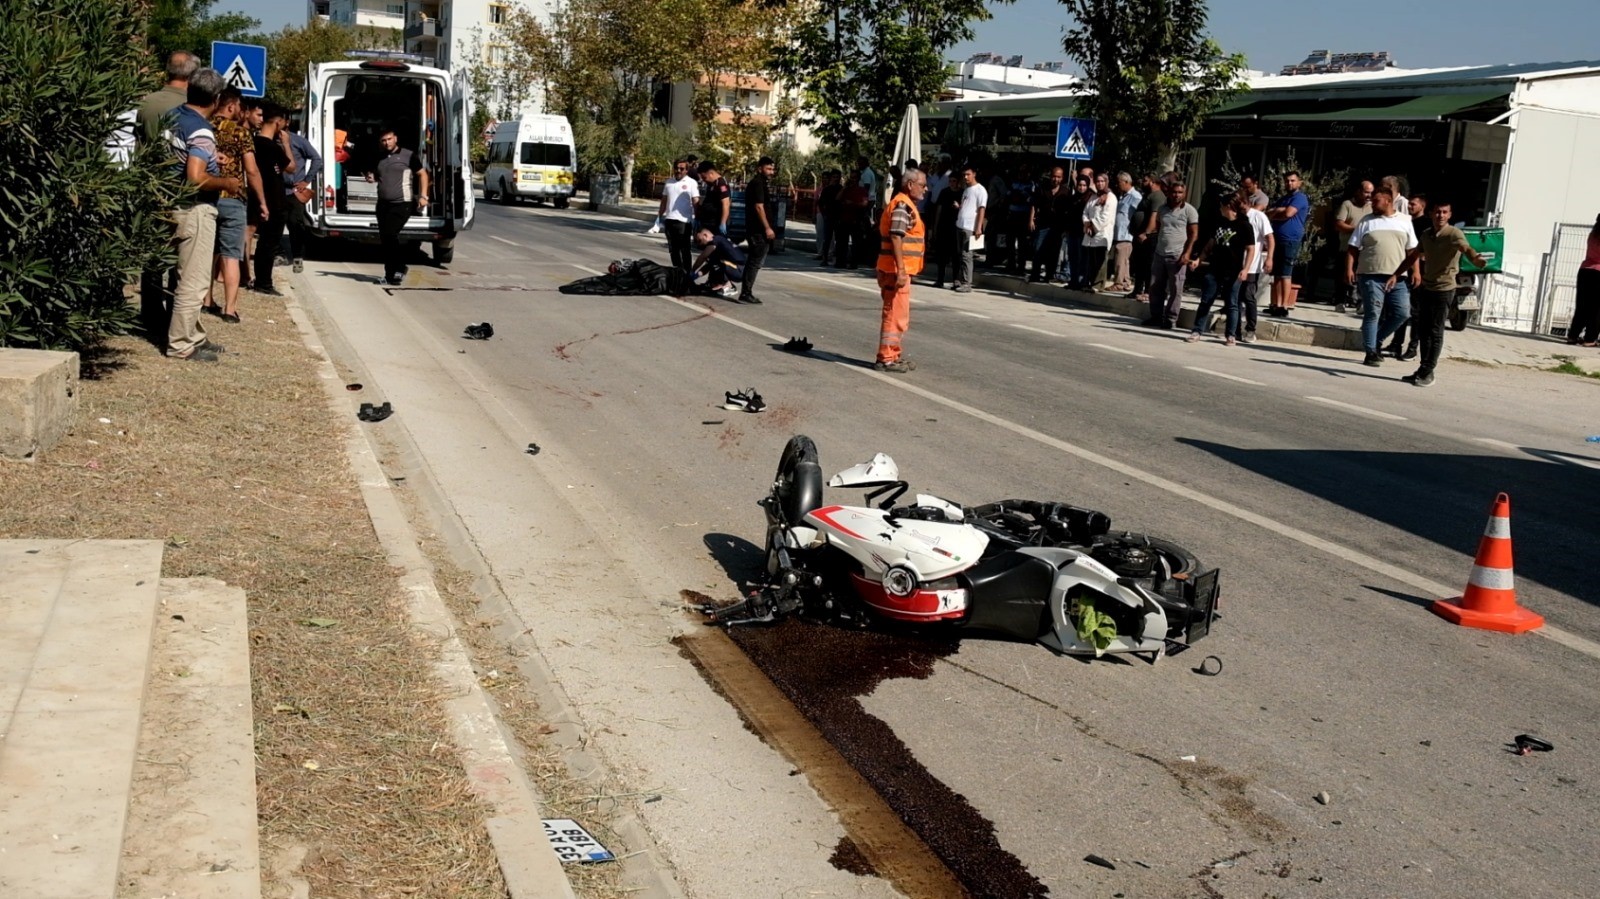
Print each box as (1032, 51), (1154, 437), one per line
(216, 0), (1596, 74)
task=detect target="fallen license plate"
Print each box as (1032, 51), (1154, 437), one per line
(542, 818), (614, 863)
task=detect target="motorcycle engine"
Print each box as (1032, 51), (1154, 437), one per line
(1090, 540), (1158, 578)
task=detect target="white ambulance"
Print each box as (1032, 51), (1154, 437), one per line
(302, 56), (475, 264)
(483, 115), (577, 208)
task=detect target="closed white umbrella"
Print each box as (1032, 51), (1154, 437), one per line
(891, 103), (921, 169)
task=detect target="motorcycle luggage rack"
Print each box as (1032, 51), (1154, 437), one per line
(1184, 568), (1221, 643)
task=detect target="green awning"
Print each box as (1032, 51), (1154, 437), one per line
(1263, 91), (1507, 121)
(921, 96), (1078, 122)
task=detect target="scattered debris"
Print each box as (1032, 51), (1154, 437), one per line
(171, 614), (185, 622)
(782, 336), (813, 353)
(1195, 655), (1223, 676)
(1420, 740), (1432, 747)
(1512, 734), (1554, 755)
(346, 383), (362, 391)
(1210, 859), (1236, 869)
(302, 760), (320, 771)
(357, 402), (393, 422)
(722, 388), (766, 413)
(1179, 755), (1197, 763)
(543, 818), (615, 863)
(302, 617), (339, 628)
(526, 443), (541, 456)
(1315, 791), (1331, 805)
(1084, 854), (1117, 870)
(463, 322), (494, 340)
(1587, 436), (1600, 443)
(98, 417), (112, 424)
(701, 420), (725, 425)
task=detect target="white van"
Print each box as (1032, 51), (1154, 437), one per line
(302, 57), (475, 264)
(483, 115), (576, 208)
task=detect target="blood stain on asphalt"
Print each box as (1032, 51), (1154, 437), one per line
(730, 618), (1051, 898)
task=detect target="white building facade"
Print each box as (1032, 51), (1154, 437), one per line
(328, 0), (406, 30)
(402, 0), (556, 117)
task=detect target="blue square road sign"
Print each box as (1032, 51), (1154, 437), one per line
(1055, 116), (1096, 161)
(212, 41), (268, 99)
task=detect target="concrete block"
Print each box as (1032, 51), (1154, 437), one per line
(0, 349), (79, 462)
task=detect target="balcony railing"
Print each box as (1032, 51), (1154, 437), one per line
(404, 18), (438, 41)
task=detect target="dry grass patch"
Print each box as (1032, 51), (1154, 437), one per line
(0, 298), (506, 898)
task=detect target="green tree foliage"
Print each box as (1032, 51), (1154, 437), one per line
(491, 0), (791, 198)
(255, 19), (402, 107)
(771, 0), (1003, 161)
(1059, 0), (1246, 172)
(1, 0), (177, 349)
(145, 0), (258, 63)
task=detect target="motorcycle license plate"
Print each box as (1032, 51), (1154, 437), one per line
(935, 588), (968, 614)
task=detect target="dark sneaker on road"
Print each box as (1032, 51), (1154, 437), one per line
(1363, 352), (1383, 367)
(293, 259), (304, 273)
(1242, 330), (1258, 344)
(1414, 372), (1435, 387)
(255, 285), (283, 297)
(873, 359), (916, 373)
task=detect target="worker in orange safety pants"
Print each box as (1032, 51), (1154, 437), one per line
(874, 169), (929, 372)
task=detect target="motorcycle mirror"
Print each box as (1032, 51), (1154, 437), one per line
(828, 452), (901, 488)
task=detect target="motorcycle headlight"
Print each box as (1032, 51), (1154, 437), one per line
(882, 565), (918, 598)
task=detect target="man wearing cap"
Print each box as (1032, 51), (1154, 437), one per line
(873, 169), (928, 373)
(738, 156), (777, 304)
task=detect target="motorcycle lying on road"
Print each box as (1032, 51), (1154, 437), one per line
(699, 436), (1221, 659)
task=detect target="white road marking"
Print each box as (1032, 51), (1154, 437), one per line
(958, 311), (992, 320)
(490, 235), (522, 247)
(794, 270), (881, 295)
(1010, 324), (1062, 336)
(1086, 343), (1152, 358)
(650, 291), (1599, 663)
(1303, 396), (1407, 421)
(1185, 366), (1265, 386)
(1474, 438), (1600, 471)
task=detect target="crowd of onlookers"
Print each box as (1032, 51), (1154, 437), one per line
(136, 51), (321, 362)
(798, 155), (1500, 386)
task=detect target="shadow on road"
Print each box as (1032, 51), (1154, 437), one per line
(1179, 438), (1600, 607)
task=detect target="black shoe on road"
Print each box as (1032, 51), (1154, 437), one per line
(1363, 352), (1383, 367)
(738, 294), (763, 305)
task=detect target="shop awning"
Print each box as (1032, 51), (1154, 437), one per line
(1262, 91), (1507, 121)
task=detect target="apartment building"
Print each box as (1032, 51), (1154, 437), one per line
(328, 0), (406, 30)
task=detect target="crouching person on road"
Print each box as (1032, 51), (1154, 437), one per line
(689, 227), (746, 300)
(874, 169), (928, 373)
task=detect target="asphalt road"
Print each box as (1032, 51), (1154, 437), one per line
(297, 198), (1600, 899)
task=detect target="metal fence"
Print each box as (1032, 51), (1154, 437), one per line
(1535, 223), (1594, 338)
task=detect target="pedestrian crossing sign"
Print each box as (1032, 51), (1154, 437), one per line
(212, 41), (267, 98)
(1055, 116), (1096, 161)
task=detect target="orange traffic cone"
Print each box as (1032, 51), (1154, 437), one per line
(1430, 492), (1544, 634)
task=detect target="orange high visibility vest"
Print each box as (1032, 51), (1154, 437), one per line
(877, 193), (926, 276)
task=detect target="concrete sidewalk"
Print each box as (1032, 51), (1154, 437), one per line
(590, 194), (1600, 376)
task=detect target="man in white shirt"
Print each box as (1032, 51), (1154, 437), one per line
(1080, 173), (1116, 291)
(1241, 201), (1274, 342)
(953, 164), (987, 293)
(1346, 185), (1418, 366)
(656, 158), (699, 272)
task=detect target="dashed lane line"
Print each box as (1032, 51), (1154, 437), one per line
(1009, 324), (1063, 337)
(1086, 342), (1153, 358)
(1303, 395), (1408, 421)
(958, 311), (992, 320)
(489, 235), (522, 247)
(1185, 366), (1265, 386)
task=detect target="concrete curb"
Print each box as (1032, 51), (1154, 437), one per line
(279, 288), (579, 899)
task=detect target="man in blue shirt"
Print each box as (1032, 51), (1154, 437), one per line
(1265, 171), (1309, 317)
(283, 123), (323, 273)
